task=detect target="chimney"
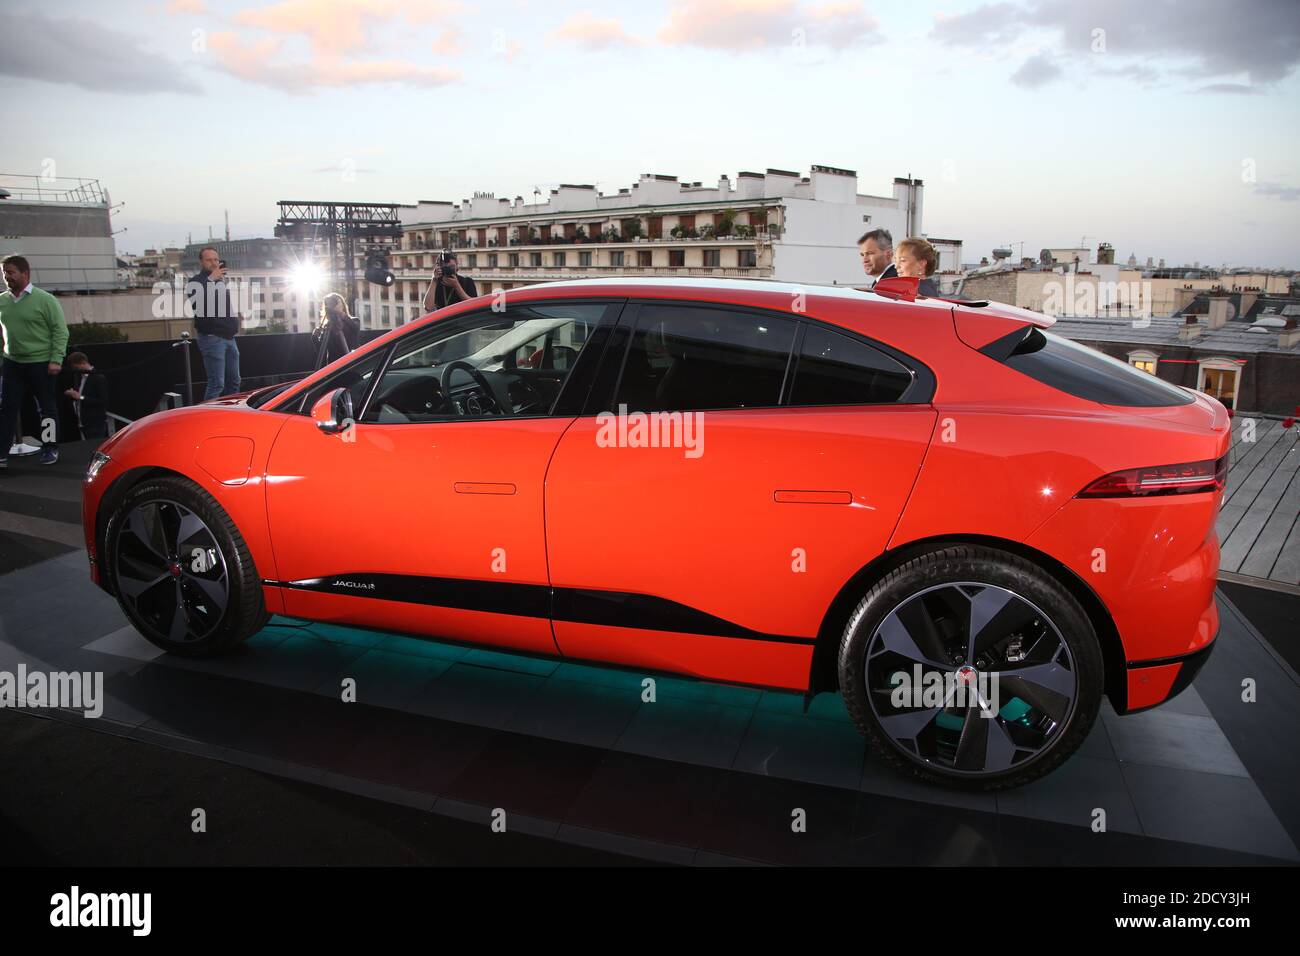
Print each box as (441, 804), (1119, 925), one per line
(1207, 298), (1229, 329)
(1281, 317), (1300, 348)
(1178, 315), (1202, 341)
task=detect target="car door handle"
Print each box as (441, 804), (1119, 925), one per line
(774, 490), (852, 505)
(454, 482), (517, 495)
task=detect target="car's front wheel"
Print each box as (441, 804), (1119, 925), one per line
(838, 545), (1103, 790)
(104, 475), (268, 656)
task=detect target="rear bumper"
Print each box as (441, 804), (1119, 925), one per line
(1120, 626), (1217, 714)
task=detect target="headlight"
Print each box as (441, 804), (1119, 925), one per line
(86, 451), (111, 483)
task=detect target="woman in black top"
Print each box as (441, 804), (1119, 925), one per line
(313, 293), (361, 365)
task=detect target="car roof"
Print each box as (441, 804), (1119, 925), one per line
(504, 276), (958, 312)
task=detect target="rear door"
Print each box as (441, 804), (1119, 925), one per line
(543, 300), (937, 690)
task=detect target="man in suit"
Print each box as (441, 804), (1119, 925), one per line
(858, 228), (898, 288)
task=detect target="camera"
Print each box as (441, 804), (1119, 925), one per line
(436, 250), (456, 279)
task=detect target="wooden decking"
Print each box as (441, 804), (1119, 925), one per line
(1217, 416), (1300, 592)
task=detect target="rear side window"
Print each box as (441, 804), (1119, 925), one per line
(789, 326), (914, 406)
(614, 304), (796, 412)
(993, 328), (1194, 407)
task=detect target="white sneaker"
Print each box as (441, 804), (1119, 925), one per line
(8, 442), (41, 456)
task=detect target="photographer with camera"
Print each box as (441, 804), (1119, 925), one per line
(312, 292), (360, 367)
(423, 251), (477, 313)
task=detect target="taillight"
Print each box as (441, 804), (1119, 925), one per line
(1077, 455), (1228, 498)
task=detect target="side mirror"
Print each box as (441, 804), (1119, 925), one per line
(311, 388), (354, 434)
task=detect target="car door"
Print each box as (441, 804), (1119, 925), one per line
(264, 300), (618, 655)
(544, 300), (937, 689)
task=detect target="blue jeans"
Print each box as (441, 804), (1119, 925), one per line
(0, 358), (59, 458)
(197, 334), (241, 401)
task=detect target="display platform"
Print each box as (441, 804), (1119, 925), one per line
(2, 546), (1297, 865)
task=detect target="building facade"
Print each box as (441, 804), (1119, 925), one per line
(350, 166), (957, 330)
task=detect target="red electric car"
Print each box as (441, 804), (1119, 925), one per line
(82, 278), (1229, 788)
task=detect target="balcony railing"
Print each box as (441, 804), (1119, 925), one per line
(395, 227), (782, 254)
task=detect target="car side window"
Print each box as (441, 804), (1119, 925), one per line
(788, 325), (915, 407)
(361, 303), (603, 423)
(613, 304), (796, 413)
(293, 349), (385, 417)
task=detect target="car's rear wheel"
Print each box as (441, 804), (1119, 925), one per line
(838, 545), (1103, 790)
(104, 475), (268, 657)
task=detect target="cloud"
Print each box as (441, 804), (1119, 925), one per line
(1010, 52), (1062, 88)
(1254, 183), (1300, 202)
(232, 0), (464, 57)
(931, 2), (1025, 48)
(205, 0), (465, 92)
(931, 0), (1300, 90)
(652, 0), (878, 51)
(208, 31), (459, 92)
(547, 12), (642, 50)
(1196, 82), (1263, 95)
(164, 0), (208, 12)
(0, 11), (201, 93)
(431, 27), (464, 57)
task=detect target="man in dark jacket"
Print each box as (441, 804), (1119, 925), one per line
(858, 228), (898, 288)
(60, 351), (109, 440)
(186, 246), (244, 400)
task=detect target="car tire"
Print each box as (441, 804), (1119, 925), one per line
(104, 475), (269, 657)
(838, 545), (1103, 790)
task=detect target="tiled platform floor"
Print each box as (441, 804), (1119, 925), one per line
(2, 550), (1297, 865)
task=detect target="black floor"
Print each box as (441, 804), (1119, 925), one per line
(1220, 581), (1300, 674)
(2, 440), (1298, 865)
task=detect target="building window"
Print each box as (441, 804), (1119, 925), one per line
(530, 252), (542, 267)
(467, 254), (477, 268)
(553, 252), (566, 267)
(579, 251), (592, 267)
(610, 251), (625, 267)
(637, 250), (652, 268)
(488, 253), (498, 268)
(702, 249), (720, 268)
(739, 249), (757, 268)
(1197, 358), (1242, 411)
(396, 307), (405, 323)
(668, 250), (685, 267)
(509, 253), (520, 267)
(381, 306), (390, 325)
(1127, 350), (1159, 374)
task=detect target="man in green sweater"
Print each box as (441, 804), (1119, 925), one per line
(1, 255), (69, 468)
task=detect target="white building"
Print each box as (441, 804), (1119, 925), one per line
(354, 166), (958, 330)
(0, 175), (119, 292)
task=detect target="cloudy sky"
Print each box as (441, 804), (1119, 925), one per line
(6, 0), (1298, 267)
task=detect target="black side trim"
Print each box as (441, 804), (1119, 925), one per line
(552, 588), (816, 646)
(1127, 642), (1215, 671)
(280, 575), (550, 618)
(267, 574), (816, 647)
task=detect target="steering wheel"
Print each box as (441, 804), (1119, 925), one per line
(439, 360), (504, 416)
